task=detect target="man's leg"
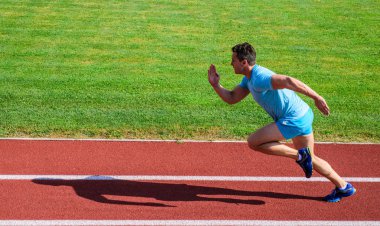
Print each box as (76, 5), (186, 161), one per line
(292, 133), (356, 202)
(292, 133), (346, 188)
(247, 123), (298, 160)
(247, 123), (313, 177)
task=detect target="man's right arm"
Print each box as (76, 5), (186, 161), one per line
(212, 84), (250, 104)
(208, 64), (249, 104)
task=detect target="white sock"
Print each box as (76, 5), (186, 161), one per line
(339, 183), (348, 190)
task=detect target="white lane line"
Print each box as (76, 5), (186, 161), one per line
(0, 175), (379, 182)
(0, 220), (379, 226)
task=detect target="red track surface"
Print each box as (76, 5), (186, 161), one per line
(1, 139), (380, 222)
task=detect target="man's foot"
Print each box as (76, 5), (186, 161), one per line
(296, 147), (313, 178)
(324, 182), (356, 203)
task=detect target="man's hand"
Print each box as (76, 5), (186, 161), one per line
(314, 95), (330, 116)
(208, 64), (220, 88)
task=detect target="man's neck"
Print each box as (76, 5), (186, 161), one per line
(244, 64), (255, 79)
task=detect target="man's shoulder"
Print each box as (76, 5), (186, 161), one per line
(255, 65), (275, 76)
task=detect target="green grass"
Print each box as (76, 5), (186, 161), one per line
(1, 0), (379, 142)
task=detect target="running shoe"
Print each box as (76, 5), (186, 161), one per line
(324, 183), (356, 203)
(296, 147), (313, 178)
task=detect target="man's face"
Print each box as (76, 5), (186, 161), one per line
(231, 52), (243, 74)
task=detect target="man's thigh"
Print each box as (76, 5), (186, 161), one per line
(247, 123), (285, 146)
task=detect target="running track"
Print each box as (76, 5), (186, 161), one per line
(1, 139), (379, 225)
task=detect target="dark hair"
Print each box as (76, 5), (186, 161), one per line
(232, 42), (256, 66)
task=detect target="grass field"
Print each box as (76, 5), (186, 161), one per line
(1, 0), (379, 142)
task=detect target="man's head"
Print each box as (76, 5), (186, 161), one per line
(231, 42), (256, 74)
(232, 42), (256, 66)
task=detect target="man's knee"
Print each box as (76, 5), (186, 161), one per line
(247, 136), (262, 151)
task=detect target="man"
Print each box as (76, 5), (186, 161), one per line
(208, 42), (356, 202)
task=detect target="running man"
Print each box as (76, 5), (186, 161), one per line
(208, 42), (356, 202)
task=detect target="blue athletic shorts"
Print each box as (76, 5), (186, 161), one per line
(276, 108), (314, 140)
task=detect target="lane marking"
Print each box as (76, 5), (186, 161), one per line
(1, 137), (379, 145)
(0, 175), (379, 182)
(0, 220), (379, 226)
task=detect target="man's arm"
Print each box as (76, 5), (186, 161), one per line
(271, 74), (330, 116)
(212, 84), (250, 105)
(208, 64), (250, 104)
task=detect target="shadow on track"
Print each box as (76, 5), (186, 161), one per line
(32, 176), (323, 207)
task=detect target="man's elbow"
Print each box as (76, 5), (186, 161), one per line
(225, 98), (239, 105)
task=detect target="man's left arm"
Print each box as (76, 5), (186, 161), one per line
(271, 74), (330, 116)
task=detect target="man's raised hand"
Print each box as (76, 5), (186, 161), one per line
(208, 64), (220, 88)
